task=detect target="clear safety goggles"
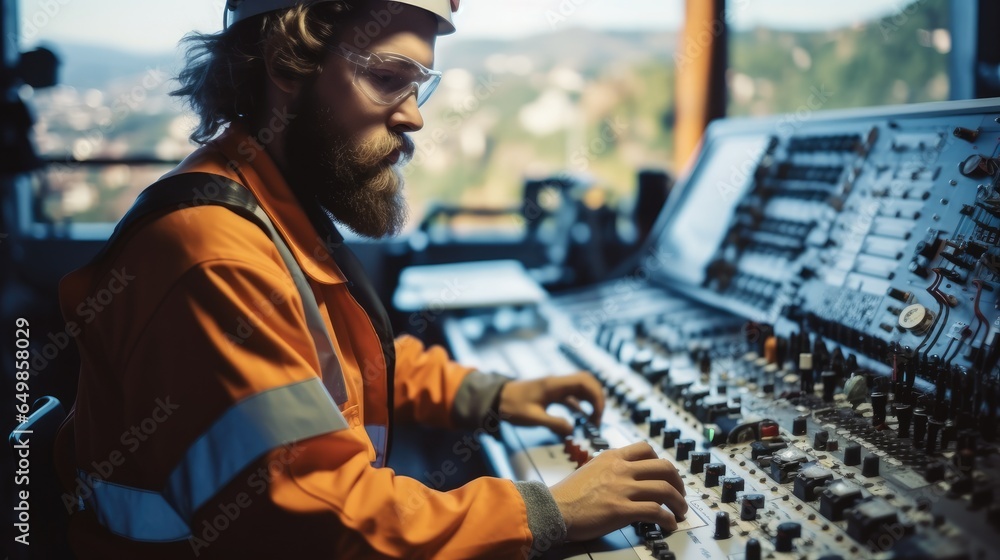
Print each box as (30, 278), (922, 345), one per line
(333, 48), (442, 108)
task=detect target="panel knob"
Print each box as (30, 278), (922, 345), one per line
(912, 408), (928, 447)
(792, 416), (808, 436)
(862, 455), (880, 477)
(745, 538), (761, 560)
(926, 419), (943, 454)
(775, 521), (802, 553)
(704, 463), (726, 487)
(676, 439), (695, 461)
(721, 476), (745, 503)
(871, 392), (887, 426)
(741, 494), (765, 521)
(690, 451), (711, 475)
(821, 371), (837, 402)
(813, 430), (830, 451)
(843, 444), (862, 466)
(895, 404), (913, 438)
(649, 418), (666, 438)
(662, 428), (680, 449)
(630, 406), (651, 424)
(714, 512), (731, 539)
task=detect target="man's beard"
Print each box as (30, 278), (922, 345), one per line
(282, 88), (414, 239)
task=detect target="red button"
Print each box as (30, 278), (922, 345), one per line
(563, 437), (577, 454)
(760, 422), (779, 439)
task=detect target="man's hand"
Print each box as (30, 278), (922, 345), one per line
(498, 372), (604, 436)
(549, 442), (687, 541)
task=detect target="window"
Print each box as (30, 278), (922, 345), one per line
(19, 0), (219, 223)
(18, 0), (682, 229)
(727, 0), (950, 117)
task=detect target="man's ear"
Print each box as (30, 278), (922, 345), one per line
(263, 43), (302, 96)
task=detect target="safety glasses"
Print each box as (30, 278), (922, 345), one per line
(333, 48), (442, 108)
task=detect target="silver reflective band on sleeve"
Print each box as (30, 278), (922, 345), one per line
(80, 471), (190, 542)
(83, 377), (348, 542)
(164, 377), (349, 522)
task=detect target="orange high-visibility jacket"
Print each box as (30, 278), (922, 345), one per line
(55, 125), (547, 559)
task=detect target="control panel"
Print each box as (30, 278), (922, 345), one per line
(443, 98), (1000, 560)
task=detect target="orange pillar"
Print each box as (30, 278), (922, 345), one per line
(674, 0), (727, 171)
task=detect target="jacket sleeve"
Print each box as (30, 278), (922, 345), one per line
(115, 258), (535, 559)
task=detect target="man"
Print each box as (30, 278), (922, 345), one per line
(56, 1), (687, 557)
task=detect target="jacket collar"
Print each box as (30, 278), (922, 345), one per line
(210, 124), (348, 285)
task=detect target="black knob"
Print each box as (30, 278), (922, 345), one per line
(705, 463), (726, 487)
(941, 424), (958, 450)
(909, 260), (930, 278)
(775, 521), (802, 553)
(745, 538), (761, 560)
(924, 462), (945, 482)
(649, 418), (666, 437)
(813, 430), (830, 451)
(662, 428), (680, 449)
(714, 511), (731, 539)
(690, 451), (711, 475)
(844, 444), (862, 466)
(721, 477), (745, 503)
(634, 522), (656, 536)
(676, 439), (695, 461)
(792, 416), (808, 436)
(895, 404), (913, 438)
(630, 350), (653, 372)
(862, 455), (880, 477)
(649, 542), (668, 556)
(699, 352), (712, 374)
(822, 371), (837, 402)
(926, 419), (943, 454)
(741, 494), (765, 521)
(632, 399), (648, 417)
(912, 409), (928, 448)
(871, 392), (887, 426)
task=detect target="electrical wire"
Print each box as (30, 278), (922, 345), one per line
(915, 270), (948, 357)
(942, 279), (990, 366)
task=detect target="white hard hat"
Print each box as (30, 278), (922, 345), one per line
(224, 0), (457, 34)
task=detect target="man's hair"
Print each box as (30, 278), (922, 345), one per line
(172, 1), (357, 144)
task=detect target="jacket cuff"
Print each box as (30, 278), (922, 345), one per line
(514, 480), (568, 551)
(451, 371), (512, 430)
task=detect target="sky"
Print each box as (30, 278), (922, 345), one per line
(17, 0), (927, 54)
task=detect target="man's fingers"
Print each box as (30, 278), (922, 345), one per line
(613, 441), (660, 462)
(545, 373), (605, 422)
(535, 412), (574, 437)
(563, 395), (584, 414)
(628, 502), (679, 533)
(627, 480), (688, 520)
(629, 458), (686, 496)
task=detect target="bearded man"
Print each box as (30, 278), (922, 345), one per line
(55, 1), (687, 557)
